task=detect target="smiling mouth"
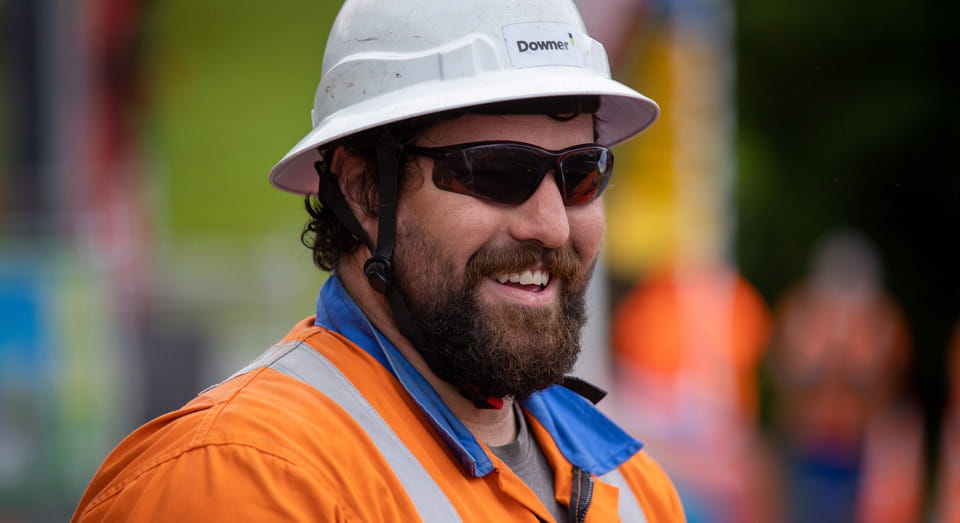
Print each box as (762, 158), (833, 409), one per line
(492, 269), (549, 291)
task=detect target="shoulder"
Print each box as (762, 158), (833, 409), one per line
(74, 334), (415, 522)
(73, 368), (353, 521)
(74, 436), (350, 522)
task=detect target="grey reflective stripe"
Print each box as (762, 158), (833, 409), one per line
(237, 341), (462, 523)
(600, 468), (648, 522)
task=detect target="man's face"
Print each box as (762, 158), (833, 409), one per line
(391, 112), (605, 400)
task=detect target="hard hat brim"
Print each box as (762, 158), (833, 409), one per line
(269, 65), (659, 195)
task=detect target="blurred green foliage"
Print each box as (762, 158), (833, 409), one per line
(142, 0), (342, 237)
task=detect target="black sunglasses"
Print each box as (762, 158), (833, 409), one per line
(402, 141), (614, 206)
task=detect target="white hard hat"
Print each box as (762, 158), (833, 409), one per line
(269, 0), (660, 195)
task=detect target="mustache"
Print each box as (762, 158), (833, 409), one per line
(464, 242), (585, 286)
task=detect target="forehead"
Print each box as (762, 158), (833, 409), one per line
(417, 113), (595, 150)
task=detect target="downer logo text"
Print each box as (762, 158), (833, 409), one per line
(516, 39), (570, 53)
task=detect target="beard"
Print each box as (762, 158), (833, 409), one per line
(392, 228), (594, 401)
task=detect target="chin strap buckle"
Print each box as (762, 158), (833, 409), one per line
(363, 256), (392, 294)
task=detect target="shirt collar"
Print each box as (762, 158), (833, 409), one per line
(314, 273), (642, 477)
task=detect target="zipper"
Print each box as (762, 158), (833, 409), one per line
(569, 465), (594, 523)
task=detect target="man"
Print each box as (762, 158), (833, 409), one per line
(73, 0), (685, 520)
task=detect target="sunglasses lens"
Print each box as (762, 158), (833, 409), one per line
(434, 146), (543, 205)
(559, 148), (613, 205)
(430, 143), (612, 206)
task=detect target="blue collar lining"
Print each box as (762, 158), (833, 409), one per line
(314, 274), (641, 477)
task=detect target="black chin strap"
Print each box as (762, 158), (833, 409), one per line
(362, 133), (400, 293)
(315, 131), (402, 294)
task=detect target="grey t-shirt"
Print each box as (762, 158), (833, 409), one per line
(490, 406), (568, 522)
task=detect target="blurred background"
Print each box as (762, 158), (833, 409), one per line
(0, 0), (955, 521)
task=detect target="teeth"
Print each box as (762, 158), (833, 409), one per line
(519, 270), (535, 285)
(494, 269), (549, 287)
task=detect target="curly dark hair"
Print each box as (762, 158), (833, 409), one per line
(301, 96), (601, 271)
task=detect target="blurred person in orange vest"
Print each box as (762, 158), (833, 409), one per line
(934, 320), (960, 522)
(767, 228), (919, 523)
(71, 0), (687, 521)
(612, 259), (774, 523)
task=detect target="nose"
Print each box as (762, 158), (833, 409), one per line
(507, 173), (570, 248)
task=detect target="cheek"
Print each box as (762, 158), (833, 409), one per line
(568, 201), (606, 260)
(397, 191), (495, 258)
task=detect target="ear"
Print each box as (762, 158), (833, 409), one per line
(330, 145), (379, 244)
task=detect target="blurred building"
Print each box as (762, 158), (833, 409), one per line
(1, 1), (327, 519)
(1, 1), (151, 518)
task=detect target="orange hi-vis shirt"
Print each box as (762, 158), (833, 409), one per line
(74, 276), (684, 522)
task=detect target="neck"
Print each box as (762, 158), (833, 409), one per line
(337, 254), (519, 446)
